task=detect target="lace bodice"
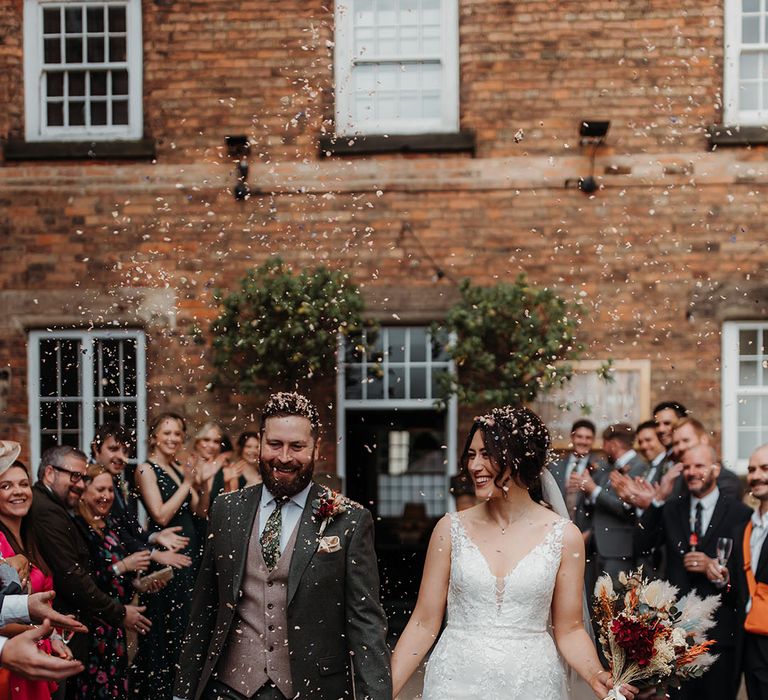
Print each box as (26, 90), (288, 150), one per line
(447, 512), (568, 634)
(421, 513), (569, 699)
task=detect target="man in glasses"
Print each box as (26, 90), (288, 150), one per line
(29, 445), (152, 677)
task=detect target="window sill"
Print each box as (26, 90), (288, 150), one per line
(319, 131), (476, 157)
(3, 138), (156, 161)
(706, 125), (768, 148)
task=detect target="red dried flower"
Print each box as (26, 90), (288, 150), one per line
(611, 615), (659, 667)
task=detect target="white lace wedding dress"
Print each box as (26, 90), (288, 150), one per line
(421, 513), (570, 700)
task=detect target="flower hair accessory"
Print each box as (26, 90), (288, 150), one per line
(312, 487), (359, 537)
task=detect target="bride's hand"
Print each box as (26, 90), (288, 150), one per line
(590, 670), (638, 700)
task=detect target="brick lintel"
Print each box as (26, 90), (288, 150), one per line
(318, 130), (476, 157)
(2, 138), (157, 162)
(706, 124), (768, 149)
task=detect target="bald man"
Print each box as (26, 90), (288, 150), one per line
(636, 444), (751, 700)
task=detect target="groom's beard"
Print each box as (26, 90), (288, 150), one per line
(259, 455), (315, 499)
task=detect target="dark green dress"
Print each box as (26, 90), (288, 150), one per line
(129, 462), (200, 699)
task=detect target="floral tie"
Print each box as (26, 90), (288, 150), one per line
(261, 498), (287, 570)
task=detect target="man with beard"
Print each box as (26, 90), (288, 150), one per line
(174, 392), (391, 700)
(29, 445), (152, 683)
(730, 444), (768, 700)
(636, 444), (751, 699)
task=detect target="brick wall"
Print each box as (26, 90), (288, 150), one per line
(1, 1), (766, 467)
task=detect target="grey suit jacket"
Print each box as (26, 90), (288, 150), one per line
(591, 453), (648, 560)
(548, 452), (604, 533)
(173, 482), (392, 700)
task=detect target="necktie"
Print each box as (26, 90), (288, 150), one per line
(694, 502), (703, 539)
(565, 455), (581, 517)
(261, 498), (287, 570)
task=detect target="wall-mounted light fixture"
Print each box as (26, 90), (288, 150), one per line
(566, 120), (610, 195)
(225, 135), (251, 201)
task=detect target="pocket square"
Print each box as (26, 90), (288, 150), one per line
(318, 535), (341, 553)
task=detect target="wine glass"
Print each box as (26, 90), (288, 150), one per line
(716, 537), (733, 567)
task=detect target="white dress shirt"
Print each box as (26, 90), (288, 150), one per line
(0, 593), (31, 660)
(689, 487), (720, 537)
(258, 482), (313, 556)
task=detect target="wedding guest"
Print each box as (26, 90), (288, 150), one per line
(0, 459), (73, 700)
(131, 413), (207, 700)
(653, 401), (688, 459)
(74, 464), (152, 699)
(549, 419), (603, 535)
(576, 423), (646, 582)
(671, 417), (743, 501)
(91, 423), (192, 571)
(29, 446), (151, 672)
(636, 444), (751, 700)
(192, 421), (231, 489)
(210, 430), (262, 500)
(728, 443), (768, 700)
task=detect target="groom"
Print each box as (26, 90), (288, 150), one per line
(173, 392), (391, 700)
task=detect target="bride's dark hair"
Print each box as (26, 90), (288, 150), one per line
(459, 406), (551, 496)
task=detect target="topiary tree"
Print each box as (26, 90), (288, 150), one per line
(435, 276), (584, 406)
(210, 258), (366, 394)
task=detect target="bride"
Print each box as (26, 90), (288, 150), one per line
(390, 406), (638, 700)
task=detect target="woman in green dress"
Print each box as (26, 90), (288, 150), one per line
(130, 413), (209, 699)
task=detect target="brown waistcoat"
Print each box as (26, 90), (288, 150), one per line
(215, 507), (299, 698)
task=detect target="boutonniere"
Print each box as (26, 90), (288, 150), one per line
(312, 487), (358, 537)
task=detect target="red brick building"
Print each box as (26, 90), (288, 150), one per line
(1, 0), (767, 530)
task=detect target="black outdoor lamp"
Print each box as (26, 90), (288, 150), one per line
(573, 120), (610, 194)
(225, 135), (251, 201)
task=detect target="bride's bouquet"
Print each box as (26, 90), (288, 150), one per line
(593, 568), (720, 700)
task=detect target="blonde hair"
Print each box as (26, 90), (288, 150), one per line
(148, 412), (187, 451)
(193, 421), (224, 444)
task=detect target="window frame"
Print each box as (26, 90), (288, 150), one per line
(335, 326), (458, 512)
(333, 0), (460, 136)
(724, 0), (768, 126)
(23, 0), (143, 142)
(27, 328), (147, 472)
(721, 320), (768, 474)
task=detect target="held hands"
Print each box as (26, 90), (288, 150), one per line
(1, 620), (83, 681)
(27, 591), (88, 633)
(153, 526), (190, 552)
(655, 464), (683, 503)
(590, 669), (638, 700)
(5, 554), (30, 590)
(123, 605), (151, 635)
(610, 473), (655, 510)
(49, 635), (74, 660)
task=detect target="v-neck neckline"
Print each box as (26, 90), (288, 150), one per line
(455, 513), (559, 580)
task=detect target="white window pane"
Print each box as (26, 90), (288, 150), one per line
(743, 16), (760, 44)
(354, 27), (376, 55)
(388, 328), (406, 362)
(739, 430), (762, 459)
(355, 0), (375, 25)
(738, 396), (760, 425)
(378, 26), (397, 55)
(423, 91), (441, 117)
(377, 63), (399, 89)
(411, 367), (427, 398)
(742, 53), (760, 79)
(740, 81), (760, 110)
(388, 367), (406, 399)
(422, 0), (441, 24)
(743, 0), (760, 12)
(400, 0), (419, 25)
(378, 0), (396, 25)
(422, 25), (442, 54)
(410, 328), (427, 362)
(401, 25), (419, 53)
(401, 91), (421, 117)
(378, 92), (398, 118)
(421, 62), (443, 88)
(354, 63), (376, 90)
(740, 360), (759, 384)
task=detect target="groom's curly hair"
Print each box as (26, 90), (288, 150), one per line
(260, 392), (321, 438)
(459, 406), (550, 495)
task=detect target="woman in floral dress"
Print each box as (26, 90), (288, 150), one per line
(74, 464), (151, 699)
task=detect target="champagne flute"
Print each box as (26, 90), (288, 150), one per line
(716, 537), (733, 567)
